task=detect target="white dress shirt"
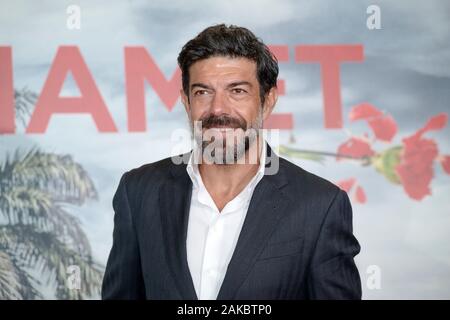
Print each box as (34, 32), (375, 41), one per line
(185, 142), (267, 300)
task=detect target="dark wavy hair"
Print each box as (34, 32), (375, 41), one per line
(177, 24), (278, 103)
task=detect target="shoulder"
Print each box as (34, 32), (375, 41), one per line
(276, 156), (351, 240)
(277, 156), (342, 207)
(127, 156), (176, 180)
(119, 154), (187, 195)
(279, 156), (340, 194)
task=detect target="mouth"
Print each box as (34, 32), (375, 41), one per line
(202, 127), (243, 140)
(205, 126), (239, 131)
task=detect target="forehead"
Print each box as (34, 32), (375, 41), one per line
(188, 56), (257, 83)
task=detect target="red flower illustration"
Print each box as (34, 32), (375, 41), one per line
(395, 114), (447, 200)
(337, 136), (375, 161)
(337, 103), (397, 160)
(280, 104), (449, 203)
(337, 104), (449, 201)
(349, 103), (397, 142)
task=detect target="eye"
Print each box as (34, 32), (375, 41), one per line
(194, 89), (209, 96)
(231, 88), (247, 94)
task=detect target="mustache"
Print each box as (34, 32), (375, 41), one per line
(199, 113), (247, 130)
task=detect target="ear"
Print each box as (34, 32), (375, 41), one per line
(180, 89), (190, 114)
(262, 87), (278, 121)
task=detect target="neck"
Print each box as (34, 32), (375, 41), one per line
(198, 137), (264, 209)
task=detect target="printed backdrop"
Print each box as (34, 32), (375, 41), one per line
(1, 0), (449, 299)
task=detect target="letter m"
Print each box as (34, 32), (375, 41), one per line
(125, 47), (181, 132)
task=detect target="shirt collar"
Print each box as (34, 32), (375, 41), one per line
(186, 140), (267, 192)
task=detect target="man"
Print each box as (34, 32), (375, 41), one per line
(102, 24), (362, 300)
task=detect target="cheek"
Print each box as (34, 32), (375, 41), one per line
(191, 108), (208, 121)
(240, 106), (261, 124)
(189, 106), (208, 122)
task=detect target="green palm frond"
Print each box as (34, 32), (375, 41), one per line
(1, 225), (103, 300)
(14, 87), (37, 128)
(0, 148), (98, 224)
(0, 188), (92, 256)
(0, 186), (53, 226)
(0, 249), (23, 299)
(0, 147), (102, 299)
(0, 242), (42, 300)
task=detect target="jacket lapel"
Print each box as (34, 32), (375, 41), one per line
(159, 160), (198, 300)
(159, 144), (290, 300)
(216, 145), (291, 299)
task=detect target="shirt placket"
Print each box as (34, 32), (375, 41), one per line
(200, 211), (224, 299)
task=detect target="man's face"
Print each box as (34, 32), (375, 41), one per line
(181, 56), (277, 163)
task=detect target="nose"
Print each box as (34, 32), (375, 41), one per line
(209, 89), (230, 115)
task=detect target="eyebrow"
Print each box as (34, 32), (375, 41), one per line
(227, 81), (253, 89)
(190, 81), (253, 92)
(190, 83), (212, 91)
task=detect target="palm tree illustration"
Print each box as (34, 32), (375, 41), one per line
(0, 88), (103, 299)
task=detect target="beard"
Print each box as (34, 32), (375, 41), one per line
(190, 111), (263, 165)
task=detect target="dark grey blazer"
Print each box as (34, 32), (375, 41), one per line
(102, 144), (362, 300)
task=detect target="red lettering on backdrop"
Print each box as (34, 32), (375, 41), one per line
(0, 47), (15, 134)
(264, 45), (293, 130)
(124, 47), (181, 132)
(1, 45), (366, 134)
(296, 45), (363, 128)
(27, 46), (117, 133)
